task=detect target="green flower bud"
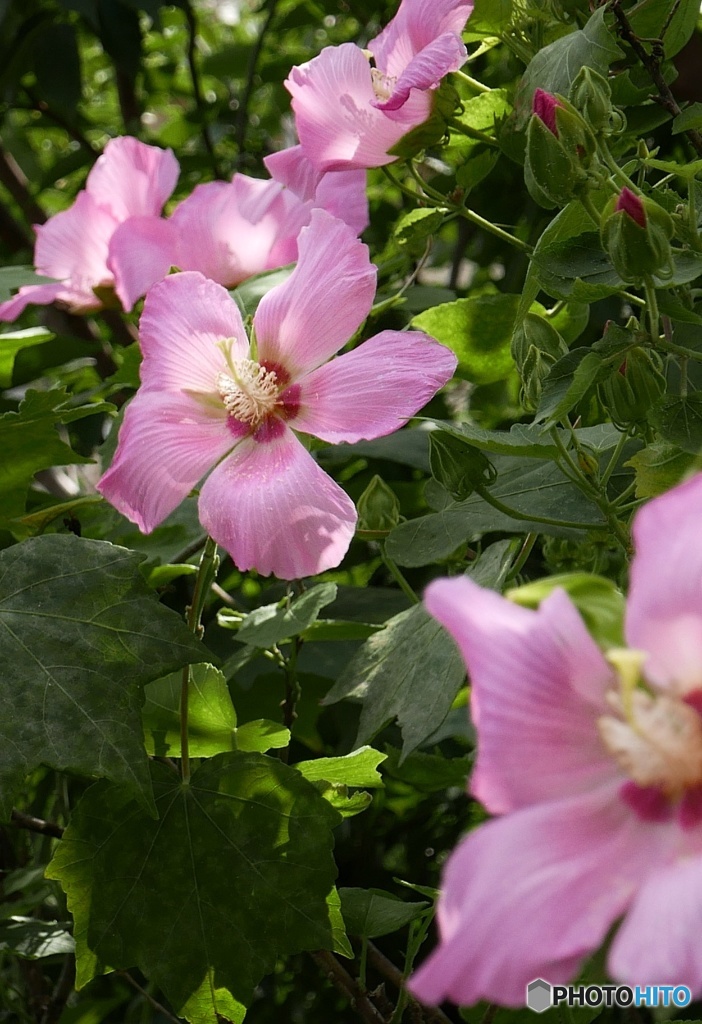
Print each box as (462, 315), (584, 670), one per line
(597, 347), (665, 428)
(525, 89), (596, 208)
(356, 475), (401, 533)
(601, 188), (674, 283)
(429, 431), (496, 502)
(569, 67), (625, 136)
(511, 313), (568, 411)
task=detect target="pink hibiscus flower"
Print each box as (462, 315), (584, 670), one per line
(0, 137), (177, 321)
(110, 159), (369, 311)
(409, 474), (702, 1006)
(284, 0), (473, 171)
(97, 210), (456, 579)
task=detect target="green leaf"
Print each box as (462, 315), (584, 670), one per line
(296, 747), (386, 788)
(386, 458), (605, 567)
(233, 583), (338, 648)
(535, 348), (610, 426)
(0, 917), (74, 959)
(625, 441), (696, 498)
(508, 572), (625, 648)
(0, 327), (53, 388)
(0, 266), (56, 303)
(387, 81), (459, 158)
(143, 663), (290, 757)
(323, 605), (466, 757)
(533, 232), (624, 302)
(0, 535), (206, 818)
(300, 619), (384, 642)
(649, 394), (702, 453)
(464, 0), (512, 37)
(673, 102), (702, 135)
(435, 421), (562, 460)
(412, 294), (519, 384)
(382, 746), (470, 793)
(0, 389), (94, 523)
(47, 754), (342, 1022)
(339, 888), (429, 939)
(394, 208), (445, 249)
(231, 265), (294, 317)
(628, 0), (700, 58)
(515, 7), (623, 126)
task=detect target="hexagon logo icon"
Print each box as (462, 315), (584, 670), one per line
(526, 978), (551, 1013)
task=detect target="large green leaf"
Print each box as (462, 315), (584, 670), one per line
(323, 605), (465, 757)
(515, 7), (623, 126)
(386, 457), (606, 567)
(0, 535), (206, 817)
(229, 583), (338, 648)
(0, 327), (53, 388)
(339, 888), (429, 939)
(628, 0), (699, 58)
(47, 754), (343, 1023)
(0, 388), (106, 524)
(412, 294), (519, 384)
(143, 663), (290, 757)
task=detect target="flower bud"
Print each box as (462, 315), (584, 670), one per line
(569, 67), (624, 136)
(597, 347), (665, 428)
(429, 432), (496, 502)
(525, 91), (596, 208)
(356, 475), (401, 533)
(601, 188), (674, 282)
(511, 313), (568, 411)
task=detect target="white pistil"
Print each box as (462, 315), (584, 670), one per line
(216, 359), (279, 426)
(370, 67), (397, 102)
(598, 648), (702, 796)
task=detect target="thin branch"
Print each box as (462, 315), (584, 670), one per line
(311, 950), (387, 1024)
(181, 0), (222, 178)
(366, 942), (454, 1024)
(118, 971), (184, 1023)
(609, 0), (702, 157)
(40, 955), (75, 1024)
(0, 142), (46, 225)
(234, 0), (279, 167)
(10, 809), (64, 839)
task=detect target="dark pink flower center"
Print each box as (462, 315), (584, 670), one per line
(616, 187), (646, 228)
(532, 88), (561, 136)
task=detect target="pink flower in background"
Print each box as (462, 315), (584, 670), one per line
(285, 0), (473, 170)
(0, 137), (177, 321)
(409, 474), (702, 1007)
(97, 210), (456, 579)
(104, 159), (369, 311)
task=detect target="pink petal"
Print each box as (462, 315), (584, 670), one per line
(425, 579), (617, 813)
(370, 0), (473, 79)
(264, 145), (325, 202)
(626, 474), (702, 693)
(108, 215), (178, 312)
(254, 209), (376, 380)
(34, 191), (117, 292)
(374, 33), (467, 112)
(86, 136), (179, 221)
(291, 330), (456, 443)
(138, 272), (248, 395)
(0, 282), (93, 322)
(265, 146), (369, 234)
(97, 390), (232, 533)
(169, 177), (300, 287)
(408, 784), (678, 1007)
(609, 853), (702, 991)
(286, 44), (430, 170)
(198, 423), (357, 579)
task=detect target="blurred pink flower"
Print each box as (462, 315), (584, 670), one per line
(285, 0), (473, 170)
(409, 474), (702, 1007)
(108, 157), (369, 311)
(0, 137), (177, 321)
(97, 210), (456, 579)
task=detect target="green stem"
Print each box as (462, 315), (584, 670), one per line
(456, 205), (532, 254)
(580, 192), (603, 229)
(453, 68), (490, 93)
(656, 336), (702, 362)
(381, 546), (420, 604)
(599, 428), (631, 489)
(448, 117), (499, 148)
(380, 164), (424, 204)
(474, 484), (599, 531)
(507, 532), (538, 581)
(180, 536), (219, 784)
(597, 140), (639, 194)
(643, 276), (660, 342)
